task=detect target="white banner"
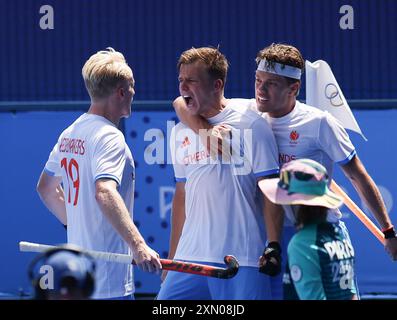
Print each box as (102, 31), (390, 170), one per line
(305, 60), (367, 140)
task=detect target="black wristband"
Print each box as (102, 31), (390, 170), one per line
(383, 227), (396, 239)
(63, 224), (67, 230)
(259, 241), (282, 276)
(267, 241), (282, 254)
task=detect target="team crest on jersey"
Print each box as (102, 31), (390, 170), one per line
(289, 130), (299, 146)
(290, 130), (299, 141)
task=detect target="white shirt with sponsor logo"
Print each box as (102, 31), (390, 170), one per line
(246, 99), (355, 224)
(170, 100), (279, 266)
(44, 113), (134, 299)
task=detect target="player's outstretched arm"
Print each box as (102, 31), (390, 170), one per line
(173, 96), (231, 158)
(341, 155), (397, 260)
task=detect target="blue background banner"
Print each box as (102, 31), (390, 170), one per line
(0, 0), (396, 102)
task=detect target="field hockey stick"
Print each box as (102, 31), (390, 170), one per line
(19, 241), (239, 279)
(330, 180), (385, 245)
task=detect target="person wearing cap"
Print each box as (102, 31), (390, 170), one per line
(172, 43), (397, 300)
(253, 43), (396, 299)
(259, 158), (358, 300)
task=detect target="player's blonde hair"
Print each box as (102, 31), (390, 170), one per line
(177, 47), (228, 87)
(82, 47), (133, 100)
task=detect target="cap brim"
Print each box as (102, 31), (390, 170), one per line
(258, 179), (343, 209)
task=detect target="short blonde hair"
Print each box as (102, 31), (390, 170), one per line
(177, 47), (228, 85)
(82, 47), (133, 100)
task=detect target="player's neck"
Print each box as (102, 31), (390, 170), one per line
(269, 99), (296, 118)
(87, 100), (120, 126)
(200, 96), (228, 119)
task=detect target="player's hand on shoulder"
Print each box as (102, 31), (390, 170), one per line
(207, 124), (232, 160)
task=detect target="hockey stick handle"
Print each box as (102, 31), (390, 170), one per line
(330, 180), (385, 245)
(19, 241), (239, 279)
(19, 241), (132, 263)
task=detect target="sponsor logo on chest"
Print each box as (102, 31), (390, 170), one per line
(181, 136), (191, 148)
(177, 136), (210, 165)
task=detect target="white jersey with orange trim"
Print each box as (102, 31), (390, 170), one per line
(44, 113), (134, 299)
(170, 99), (279, 267)
(245, 99), (356, 224)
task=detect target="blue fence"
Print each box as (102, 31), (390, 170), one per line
(0, 104), (396, 296)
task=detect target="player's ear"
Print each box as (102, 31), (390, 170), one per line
(116, 85), (125, 98)
(289, 81), (300, 97)
(214, 79), (224, 92)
